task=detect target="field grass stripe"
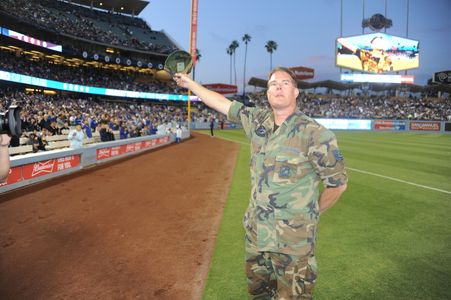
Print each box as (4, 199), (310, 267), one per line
(215, 134), (451, 195)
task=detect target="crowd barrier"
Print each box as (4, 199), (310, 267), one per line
(0, 130), (190, 194)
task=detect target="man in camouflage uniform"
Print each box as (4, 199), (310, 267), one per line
(174, 67), (347, 299)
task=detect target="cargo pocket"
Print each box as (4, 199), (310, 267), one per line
(275, 215), (316, 256)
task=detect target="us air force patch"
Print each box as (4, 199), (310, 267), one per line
(255, 125), (267, 137)
(333, 149), (344, 161)
(279, 165), (292, 178)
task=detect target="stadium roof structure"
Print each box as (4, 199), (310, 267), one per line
(68, 0), (149, 16)
(248, 77), (451, 93)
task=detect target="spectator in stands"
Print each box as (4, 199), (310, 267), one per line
(26, 133), (41, 153)
(82, 121), (93, 142)
(119, 124), (129, 140)
(48, 121), (60, 135)
(68, 124), (85, 149)
(99, 123), (115, 142)
(174, 68), (347, 299)
(0, 134), (11, 182)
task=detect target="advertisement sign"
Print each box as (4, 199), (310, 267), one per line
(374, 120), (406, 131)
(409, 121), (440, 131)
(336, 33), (419, 73)
(341, 73), (414, 84)
(1, 27), (62, 52)
(432, 70), (451, 84)
(0, 71), (199, 102)
(0, 166), (23, 187)
(22, 155), (80, 179)
(202, 83), (237, 95)
(190, 0), (199, 65)
(315, 119), (372, 130)
(289, 66), (314, 80)
(96, 138), (171, 161)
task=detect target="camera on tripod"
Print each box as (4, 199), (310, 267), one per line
(0, 105), (22, 136)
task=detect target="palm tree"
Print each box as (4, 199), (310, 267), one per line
(230, 40), (239, 86)
(265, 40), (278, 71)
(242, 34), (251, 96)
(192, 48), (201, 81)
(226, 47), (233, 84)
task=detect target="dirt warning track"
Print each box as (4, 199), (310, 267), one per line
(0, 133), (239, 299)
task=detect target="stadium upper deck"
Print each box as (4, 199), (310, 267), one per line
(0, 0), (178, 55)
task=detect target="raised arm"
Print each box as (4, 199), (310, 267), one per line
(173, 73), (232, 116)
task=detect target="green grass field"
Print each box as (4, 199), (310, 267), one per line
(199, 130), (451, 300)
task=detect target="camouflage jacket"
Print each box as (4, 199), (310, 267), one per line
(227, 101), (348, 255)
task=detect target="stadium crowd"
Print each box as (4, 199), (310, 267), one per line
(248, 91), (451, 121)
(0, 90), (217, 152)
(0, 50), (184, 95)
(0, 0), (177, 54)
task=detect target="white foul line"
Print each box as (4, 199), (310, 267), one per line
(216, 135), (451, 195)
(345, 167), (451, 195)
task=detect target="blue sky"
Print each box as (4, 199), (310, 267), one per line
(141, 0), (451, 91)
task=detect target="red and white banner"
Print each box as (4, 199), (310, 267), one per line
(409, 121), (440, 131)
(22, 155), (80, 179)
(96, 137), (171, 161)
(202, 83), (238, 95)
(289, 66), (315, 80)
(190, 0), (199, 65)
(0, 166), (23, 187)
(1, 155), (80, 186)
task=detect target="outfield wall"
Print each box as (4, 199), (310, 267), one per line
(0, 130), (190, 194)
(190, 120), (450, 133)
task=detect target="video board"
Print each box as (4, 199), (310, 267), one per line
(336, 33), (419, 74)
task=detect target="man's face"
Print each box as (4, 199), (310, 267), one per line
(267, 71), (299, 111)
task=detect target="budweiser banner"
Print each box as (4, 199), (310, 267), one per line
(96, 138), (171, 161)
(0, 166), (23, 187)
(202, 83), (237, 95)
(289, 66), (315, 80)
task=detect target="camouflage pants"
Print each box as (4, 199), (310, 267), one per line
(245, 240), (317, 300)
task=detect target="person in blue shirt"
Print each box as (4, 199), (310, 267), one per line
(83, 121), (93, 140)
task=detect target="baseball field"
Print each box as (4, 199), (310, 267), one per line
(202, 129), (451, 299)
(1, 130), (450, 299)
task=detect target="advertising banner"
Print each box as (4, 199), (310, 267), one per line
(21, 155), (80, 180)
(374, 120), (406, 131)
(409, 121), (440, 131)
(96, 137), (171, 161)
(0, 166), (23, 187)
(202, 83), (237, 95)
(289, 66), (314, 80)
(315, 119), (372, 130)
(1, 27), (62, 52)
(190, 0), (199, 65)
(445, 123), (451, 132)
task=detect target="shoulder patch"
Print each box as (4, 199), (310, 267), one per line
(333, 149), (344, 161)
